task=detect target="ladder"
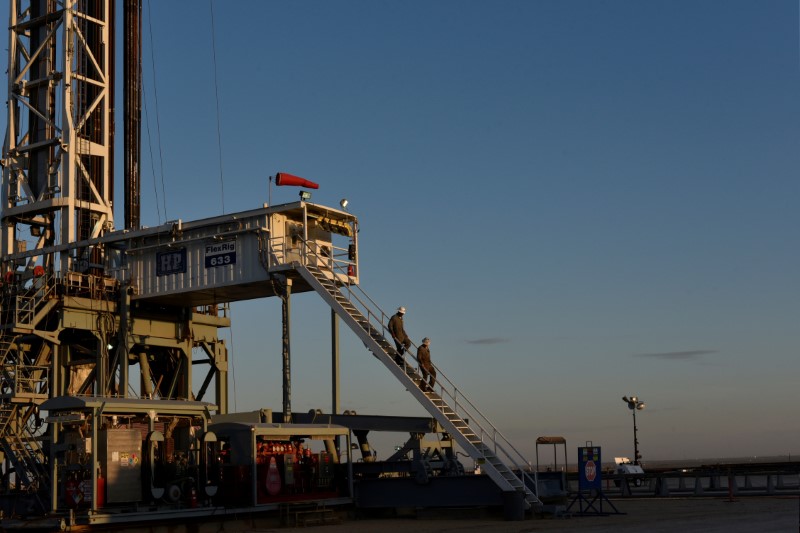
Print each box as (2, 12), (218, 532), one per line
(295, 262), (540, 509)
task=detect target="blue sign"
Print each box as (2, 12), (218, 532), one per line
(205, 240), (236, 268)
(578, 446), (602, 491)
(156, 248), (186, 276)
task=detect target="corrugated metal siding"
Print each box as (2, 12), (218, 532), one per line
(132, 232), (269, 299)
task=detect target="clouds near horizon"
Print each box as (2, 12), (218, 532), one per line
(633, 350), (717, 361)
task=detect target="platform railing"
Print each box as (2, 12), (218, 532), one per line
(267, 235), (356, 278)
(288, 236), (395, 350)
(5, 271), (116, 329)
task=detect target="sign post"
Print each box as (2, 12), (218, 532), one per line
(567, 442), (622, 516)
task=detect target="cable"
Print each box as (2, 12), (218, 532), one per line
(209, 0), (226, 214)
(141, 11), (162, 224)
(145, 0), (169, 222)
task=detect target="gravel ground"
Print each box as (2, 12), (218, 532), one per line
(214, 496), (799, 533)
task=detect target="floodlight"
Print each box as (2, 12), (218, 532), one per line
(340, 198), (349, 210)
(299, 190), (312, 200)
(621, 394), (646, 465)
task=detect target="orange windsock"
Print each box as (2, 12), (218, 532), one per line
(275, 172), (319, 189)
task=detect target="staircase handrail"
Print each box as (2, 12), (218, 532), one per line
(11, 363), (50, 396)
(0, 401), (16, 434)
(428, 363), (536, 481)
(291, 237), (536, 492)
(9, 271), (58, 327)
(269, 235), (398, 347)
(0, 402), (48, 493)
(0, 336), (17, 367)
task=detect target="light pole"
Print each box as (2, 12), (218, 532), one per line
(621, 396), (646, 465)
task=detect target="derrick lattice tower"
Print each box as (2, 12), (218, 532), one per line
(2, 0), (115, 275)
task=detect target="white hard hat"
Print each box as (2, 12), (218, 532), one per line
(422, 337), (430, 345)
(397, 306), (406, 314)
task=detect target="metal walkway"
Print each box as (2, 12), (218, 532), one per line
(293, 261), (540, 509)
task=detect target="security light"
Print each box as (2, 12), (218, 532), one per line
(621, 394), (646, 465)
(339, 198), (349, 210)
(299, 190), (312, 201)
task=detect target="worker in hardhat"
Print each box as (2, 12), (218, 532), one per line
(417, 337), (436, 392)
(388, 306), (411, 364)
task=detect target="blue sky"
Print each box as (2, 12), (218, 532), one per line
(3, 1), (798, 464)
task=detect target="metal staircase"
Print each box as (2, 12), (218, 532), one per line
(0, 402), (48, 490)
(293, 261), (540, 509)
(0, 334), (50, 502)
(12, 272), (59, 330)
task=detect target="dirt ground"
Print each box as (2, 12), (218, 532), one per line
(213, 496), (799, 533)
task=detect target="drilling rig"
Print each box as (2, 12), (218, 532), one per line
(0, 1), (540, 528)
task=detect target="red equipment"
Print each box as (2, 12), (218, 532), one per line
(275, 172), (319, 189)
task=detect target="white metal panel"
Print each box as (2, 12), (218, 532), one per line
(130, 232), (269, 300)
(102, 204), (357, 304)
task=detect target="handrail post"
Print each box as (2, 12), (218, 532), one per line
(301, 202), (308, 265)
